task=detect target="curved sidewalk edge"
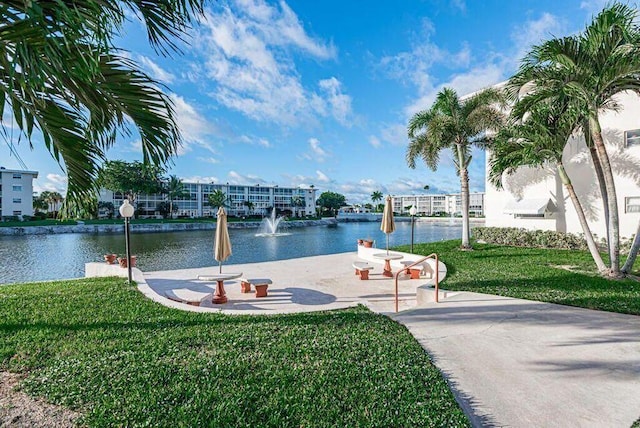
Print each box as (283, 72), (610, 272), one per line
(85, 249), (446, 315)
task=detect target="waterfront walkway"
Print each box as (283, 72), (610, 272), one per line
(87, 253), (640, 427)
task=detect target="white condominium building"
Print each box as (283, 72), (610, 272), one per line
(484, 90), (640, 238)
(0, 167), (38, 218)
(100, 182), (317, 218)
(392, 192), (485, 217)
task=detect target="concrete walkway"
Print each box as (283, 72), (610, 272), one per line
(393, 291), (640, 428)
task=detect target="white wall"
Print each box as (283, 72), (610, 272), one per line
(485, 91), (640, 238)
(0, 168), (38, 217)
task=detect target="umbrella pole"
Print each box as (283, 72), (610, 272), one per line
(386, 234), (389, 255)
(219, 261), (222, 274)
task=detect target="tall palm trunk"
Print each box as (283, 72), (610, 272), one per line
(558, 163), (607, 272)
(457, 145), (471, 249)
(622, 221), (640, 274)
(585, 124), (610, 247)
(589, 116), (620, 276)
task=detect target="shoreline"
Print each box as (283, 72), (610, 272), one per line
(0, 216), (485, 236)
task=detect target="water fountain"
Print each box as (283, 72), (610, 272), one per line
(256, 208), (291, 236)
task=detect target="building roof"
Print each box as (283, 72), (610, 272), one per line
(0, 167), (38, 177)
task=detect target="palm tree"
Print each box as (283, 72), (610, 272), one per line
(407, 87), (505, 249)
(509, 3), (640, 276)
(208, 190), (230, 211)
(164, 175), (188, 219)
(243, 200), (255, 216)
(370, 191), (383, 212)
(41, 191), (64, 217)
(33, 194), (48, 213)
(490, 102), (607, 272)
(290, 195), (305, 217)
(1, 1), (205, 217)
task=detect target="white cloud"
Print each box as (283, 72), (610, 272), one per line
(34, 173), (67, 194)
(198, 156), (220, 164)
(318, 77), (353, 126)
(191, 1), (350, 127)
(315, 170), (330, 183)
(169, 94), (219, 154)
(405, 63), (505, 116)
(181, 175), (219, 184)
(511, 13), (564, 64)
(238, 134), (271, 147)
(300, 137), (330, 162)
(369, 135), (381, 148)
(451, 0), (466, 12)
(138, 56), (176, 84)
(380, 123), (408, 146)
(227, 170), (268, 185)
(579, 0), (609, 13)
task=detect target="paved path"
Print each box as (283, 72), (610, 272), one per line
(393, 291), (640, 428)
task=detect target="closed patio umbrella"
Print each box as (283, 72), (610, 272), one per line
(380, 195), (395, 254)
(214, 206), (232, 273)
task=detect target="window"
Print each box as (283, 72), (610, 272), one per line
(12, 185), (22, 192)
(625, 129), (640, 147)
(12, 173), (21, 179)
(13, 210), (21, 215)
(13, 198), (21, 204)
(626, 197), (640, 213)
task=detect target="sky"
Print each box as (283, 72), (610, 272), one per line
(0, 0), (625, 204)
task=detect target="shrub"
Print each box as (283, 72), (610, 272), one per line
(472, 227), (589, 250)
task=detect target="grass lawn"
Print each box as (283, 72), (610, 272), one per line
(400, 240), (640, 315)
(0, 278), (468, 427)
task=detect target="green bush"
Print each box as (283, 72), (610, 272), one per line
(472, 227), (589, 250)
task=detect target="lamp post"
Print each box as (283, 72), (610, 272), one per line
(119, 199), (135, 283)
(409, 205), (417, 253)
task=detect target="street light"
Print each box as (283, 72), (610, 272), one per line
(409, 205), (417, 253)
(119, 199), (135, 283)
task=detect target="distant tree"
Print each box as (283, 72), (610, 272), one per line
(316, 191), (347, 217)
(156, 201), (171, 219)
(98, 160), (165, 207)
(163, 175), (188, 218)
(208, 190), (230, 210)
(97, 201), (115, 219)
(291, 195), (305, 217)
(370, 191), (383, 212)
(40, 191), (64, 217)
(243, 200), (255, 215)
(33, 194), (48, 213)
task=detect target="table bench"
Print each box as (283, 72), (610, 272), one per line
(400, 261), (423, 279)
(240, 278), (272, 297)
(164, 288), (212, 306)
(352, 261), (373, 280)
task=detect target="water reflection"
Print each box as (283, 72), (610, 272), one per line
(0, 221), (462, 284)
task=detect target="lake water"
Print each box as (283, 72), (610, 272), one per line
(0, 221), (464, 285)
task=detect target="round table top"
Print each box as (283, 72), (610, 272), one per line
(372, 252), (404, 260)
(197, 272), (243, 281)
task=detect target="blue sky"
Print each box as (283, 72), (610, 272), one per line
(1, 0), (621, 203)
